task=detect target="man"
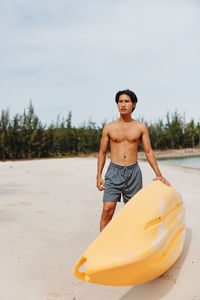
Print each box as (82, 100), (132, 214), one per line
(97, 89), (170, 232)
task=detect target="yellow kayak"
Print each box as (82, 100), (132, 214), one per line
(73, 181), (185, 286)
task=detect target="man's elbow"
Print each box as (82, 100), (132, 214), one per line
(144, 149), (153, 158)
(99, 149), (107, 157)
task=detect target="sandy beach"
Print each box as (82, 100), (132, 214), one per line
(0, 157), (200, 300)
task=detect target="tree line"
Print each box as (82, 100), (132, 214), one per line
(0, 103), (200, 160)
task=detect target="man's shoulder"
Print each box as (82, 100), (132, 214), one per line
(134, 120), (147, 130)
(104, 120), (119, 129)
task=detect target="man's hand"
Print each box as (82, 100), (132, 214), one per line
(153, 175), (171, 186)
(97, 175), (105, 191)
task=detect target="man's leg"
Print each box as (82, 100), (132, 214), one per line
(100, 201), (117, 232)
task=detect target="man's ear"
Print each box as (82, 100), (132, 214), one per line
(132, 102), (136, 109)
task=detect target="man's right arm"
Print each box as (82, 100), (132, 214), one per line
(97, 125), (109, 191)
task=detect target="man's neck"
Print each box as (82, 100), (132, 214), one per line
(119, 114), (133, 123)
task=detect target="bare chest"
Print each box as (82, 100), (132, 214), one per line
(109, 128), (141, 143)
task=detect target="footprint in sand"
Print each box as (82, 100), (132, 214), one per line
(46, 292), (62, 300)
(6, 201), (32, 207)
(40, 191), (49, 194)
(161, 273), (176, 283)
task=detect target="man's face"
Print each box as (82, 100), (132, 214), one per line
(117, 94), (136, 114)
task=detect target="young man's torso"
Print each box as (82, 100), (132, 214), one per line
(105, 118), (144, 166)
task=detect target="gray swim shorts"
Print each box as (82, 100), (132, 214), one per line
(103, 162), (143, 204)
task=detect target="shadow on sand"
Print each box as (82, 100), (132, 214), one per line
(119, 227), (192, 300)
(0, 184), (24, 195)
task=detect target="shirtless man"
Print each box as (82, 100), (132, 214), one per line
(97, 89), (169, 232)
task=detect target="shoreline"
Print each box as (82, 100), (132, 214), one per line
(138, 148), (200, 160)
(1, 148), (200, 163)
(157, 161), (200, 172)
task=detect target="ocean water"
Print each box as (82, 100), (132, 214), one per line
(158, 156), (200, 170)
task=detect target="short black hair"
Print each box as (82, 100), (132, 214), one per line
(115, 89), (138, 112)
(115, 89), (138, 104)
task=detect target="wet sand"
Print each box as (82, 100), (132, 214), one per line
(0, 158), (199, 300)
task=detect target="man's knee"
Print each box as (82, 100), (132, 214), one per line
(101, 203), (116, 220)
(100, 202), (117, 231)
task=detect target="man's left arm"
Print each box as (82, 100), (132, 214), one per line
(141, 123), (170, 186)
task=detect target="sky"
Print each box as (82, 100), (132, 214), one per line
(0, 0), (200, 127)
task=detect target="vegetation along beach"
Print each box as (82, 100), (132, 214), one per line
(0, 103), (200, 160)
